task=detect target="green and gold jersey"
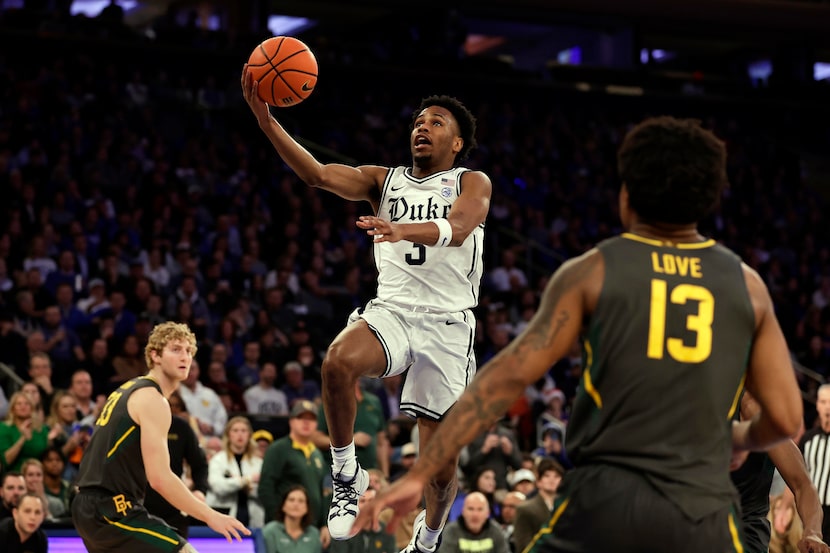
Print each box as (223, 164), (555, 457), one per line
(567, 233), (754, 520)
(75, 376), (162, 502)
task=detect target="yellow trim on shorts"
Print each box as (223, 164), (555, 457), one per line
(522, 498), (570, 553)
(582, 341), (602, 408)
(107, 425), (137, 458)
(728, 512), (744, 553)
(103, 516), (179, 545)
(726, 373), (745, 421)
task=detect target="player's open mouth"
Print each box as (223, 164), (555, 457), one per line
(414, 136), (431, 147)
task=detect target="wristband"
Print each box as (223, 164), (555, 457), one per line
(434, 218), (453, 247)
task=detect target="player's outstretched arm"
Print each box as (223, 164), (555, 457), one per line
(772, 441), (829, 553)
(352, 251), (600, 534)
(358, 171), (491, 246)
(740, 392), (827, 552)
(240, 65), (385, 203)
(132, 388), (250, 542)
(735, 265), (802, 452)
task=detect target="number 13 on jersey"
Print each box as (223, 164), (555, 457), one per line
(647, 279), (714, 363)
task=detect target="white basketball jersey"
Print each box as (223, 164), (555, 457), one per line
(373, 166), (485, 312)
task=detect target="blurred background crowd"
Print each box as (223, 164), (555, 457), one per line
(0, 0), (828, 552)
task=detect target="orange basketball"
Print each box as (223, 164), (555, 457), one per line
(247, 36), (318, 107)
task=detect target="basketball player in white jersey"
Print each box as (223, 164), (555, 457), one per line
(242, 66), (492, 553)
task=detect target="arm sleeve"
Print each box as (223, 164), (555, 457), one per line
(183, 425), (209, 494)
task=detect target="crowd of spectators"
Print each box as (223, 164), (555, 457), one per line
(0, 5), (829, 552)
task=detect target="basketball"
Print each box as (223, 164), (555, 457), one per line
(247, 36), (318, 107)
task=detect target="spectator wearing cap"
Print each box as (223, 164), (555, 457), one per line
(536, 387), (567, 449)
(532, 422), (573, 470)
(507, 468), (536, 498)
(390, 442), (418, 483)
(281, 360), (321, 407)
(252, 429), (273, 459)
(259, 399), (331, 548)
(75, 278), (110, 320)
(512, 459), (565, 553)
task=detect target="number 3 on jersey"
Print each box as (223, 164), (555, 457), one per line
(647, 279), (714, 363)
(95, 391), (123, 427)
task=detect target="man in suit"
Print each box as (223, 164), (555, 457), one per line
(512, 458), (564, 553)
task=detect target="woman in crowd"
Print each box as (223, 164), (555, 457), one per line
(448, 466), (501, 523)
(0, 391), (50, 472)
(40, 446), (71, 519)
(20, 382), (46, 426)
(261, 484), (321, 553)
(21, 458), (53, 521)
(45, 390), (90, 481)
(207, 415), (264, 529)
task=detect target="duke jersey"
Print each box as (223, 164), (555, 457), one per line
(75, 376), (162, 501)
(566, 233), (755, 521)
(374, 166), (484, 312)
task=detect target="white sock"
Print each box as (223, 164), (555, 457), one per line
(331, 441), (357, 479)
(419, 519), (443, 549)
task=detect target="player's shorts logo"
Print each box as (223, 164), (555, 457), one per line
(113, 494), (133, 516)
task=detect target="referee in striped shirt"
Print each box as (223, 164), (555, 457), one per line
(801, 384), (830, 542)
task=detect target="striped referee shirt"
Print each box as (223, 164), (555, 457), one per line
(801, 427), (830, 505)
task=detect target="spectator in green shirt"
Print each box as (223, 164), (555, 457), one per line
(259, 400), (331, 549)
(261, 484), (322, 553)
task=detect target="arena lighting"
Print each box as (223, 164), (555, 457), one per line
(267, 15), (316, 36)
(639, 48), (677, 64)
(556, 46), (582, 65)
(815, 62), (830, 81)
(605, 84), (644, 96)
(69, 0), (137, 17)
(747, 59), (773, 86)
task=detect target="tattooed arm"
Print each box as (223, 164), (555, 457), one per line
(351, 250), (603, 534)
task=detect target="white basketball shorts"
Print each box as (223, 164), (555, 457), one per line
(348, 299), (477, 420)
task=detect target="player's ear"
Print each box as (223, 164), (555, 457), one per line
(453, 136), (463, 155)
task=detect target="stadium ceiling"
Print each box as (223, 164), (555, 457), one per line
(270, 0), (830, 45)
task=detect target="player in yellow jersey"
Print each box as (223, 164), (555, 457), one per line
(72, 322), (249, 553)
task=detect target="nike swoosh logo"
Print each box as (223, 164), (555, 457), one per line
(390, 185), (404, 191)
(445, 320), (461, 326)
(301, 81), (314, 92)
